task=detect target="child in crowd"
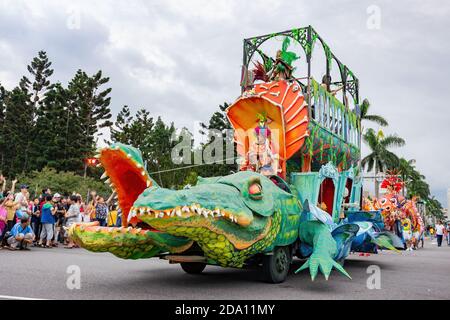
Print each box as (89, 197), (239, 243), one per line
(38, 195), (56, 248)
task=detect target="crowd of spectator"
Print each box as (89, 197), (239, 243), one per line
(0, 176), (120, 251)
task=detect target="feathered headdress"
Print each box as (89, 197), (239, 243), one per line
(380, 170), (404, 194)
(256, 111), (268, 122)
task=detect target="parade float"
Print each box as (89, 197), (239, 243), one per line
(364, 171), (425, 250)
(69, 26), (403, 283)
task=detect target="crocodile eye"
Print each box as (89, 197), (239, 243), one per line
(248, 183), (262, 200)
(380, 198), (387, 205)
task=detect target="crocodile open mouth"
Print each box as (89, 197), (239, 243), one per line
(97, 144), (155, 227)
(129, 204), (244, 225)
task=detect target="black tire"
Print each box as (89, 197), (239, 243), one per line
(262, 246), (291, 283)
(180, 262), (206, 274)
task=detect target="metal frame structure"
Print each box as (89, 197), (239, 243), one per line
(242, 26), (360, 113)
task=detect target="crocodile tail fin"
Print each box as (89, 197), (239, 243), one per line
(370, 232), (403, 252)
(331, 223), (359, 261)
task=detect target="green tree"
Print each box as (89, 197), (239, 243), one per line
(198, 102), (236, 177)
(145, 117), (177, 187)
(110, 109), (192, 188)
(0, 83), (7, 170)
(16, 167), (111, 200)
(68, 70), (112, 175)
(110, 106), (154, 156)
(361, 128), (405, 198)
(425, 196), (445, 221)
(21, 51), (54, 171)
(396, 158), (416, 197)
(1, 86), (33, 176)
(32, 83), (69, 171)
(407, 178), (430, 200)
(360, 99), (388, 127)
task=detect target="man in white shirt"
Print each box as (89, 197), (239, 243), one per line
(14, 184), (30, 216)
(435, 221), (445, 247)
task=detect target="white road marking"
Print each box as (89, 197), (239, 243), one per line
(0, 294), (48, 300)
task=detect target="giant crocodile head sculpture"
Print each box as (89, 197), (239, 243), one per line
(70, 143), (298, 268)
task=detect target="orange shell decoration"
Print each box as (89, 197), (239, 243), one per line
(226, 80), (309, 178)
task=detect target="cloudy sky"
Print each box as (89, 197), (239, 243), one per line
(0, 0), (449, 207)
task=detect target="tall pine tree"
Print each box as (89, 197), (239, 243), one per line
(22, 51), (54, 171)
(198, 102), (236, 177)
(33, 83), (69, 171)
(110, 106), (154, 153)
(2, 86), (33, 176)
(68, 70), (112, 174)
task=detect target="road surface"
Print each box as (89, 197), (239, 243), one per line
(0, 238), (449, 300)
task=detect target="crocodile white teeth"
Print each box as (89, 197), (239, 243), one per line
(127, 153), (132, 159)
(105, 178), (110, 184)
(147, 180), (152, 187)
(136, 228), (142, 233)
(137, 163), (142, 169)
(134, 204), (237, 224)
(141, 170), (146, 176)
(101, 172), (108, 179)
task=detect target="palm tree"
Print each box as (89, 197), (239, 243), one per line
(407, 177), (430, 200)
(426, 196), (445, 221)
(360, 99), (388, 127)
(396, 158), (416, 196)
(361, 129), (405, 198)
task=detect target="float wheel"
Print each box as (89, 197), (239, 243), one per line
(180, 262), (206, 274)
(262, 246), (291, 283)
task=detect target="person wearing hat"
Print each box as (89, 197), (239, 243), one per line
(6, 213), (34, 250)
(53, 193), (66, 245)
